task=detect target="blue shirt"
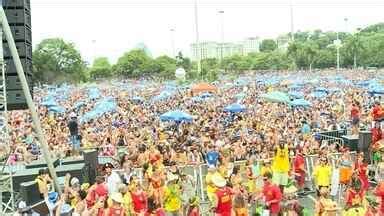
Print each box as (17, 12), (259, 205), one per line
(301, 123), (311, 135)
(206, 151), (219, 166)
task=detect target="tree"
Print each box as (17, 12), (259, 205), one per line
(154, 55), (177, 78)
(259, 39), (277, 52)
(114, 49), (154, 77)
(343, 33), (364, 68)
(176, 51), (192, 71)
(287, 40), (319, 71)
(89, 57), (112, 79)
(33, 38), (86, 83)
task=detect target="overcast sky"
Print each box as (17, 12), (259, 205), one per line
(31, 0), (384, 64)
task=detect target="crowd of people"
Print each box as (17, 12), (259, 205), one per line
(5, 69), (384, 215)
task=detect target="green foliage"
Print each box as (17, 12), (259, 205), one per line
(114, 49), (154, 77)
(260, 39), (277, 52)
(89, 57), (112, 79)
(154, 55), (177, 78)
(33, 38), (86, 83)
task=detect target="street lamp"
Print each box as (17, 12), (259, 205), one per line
(344, 18), (349, 33)
(334, 32), (342, 72)
(194, 0), (202, 78)
(170, 28), (176, 58)
(218, 10), (224, 61)
(290, 0), (294, 41)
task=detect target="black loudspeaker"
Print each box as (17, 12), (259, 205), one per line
(61, 157), (84, 166)
(12, 163), (88, 191)
(359, 131), (372, 151)
(2, 0), (33, 110)
(342, 135), (359, 151)
(83, 150), (98, 184)
(19, 181), (41, 206)
(359, 131), (372, 163)
(25, 158), (60, 169)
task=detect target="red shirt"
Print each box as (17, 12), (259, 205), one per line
(351, 106), (360, 118)
(293, 154), (305, 174)
(215, 187), (232, 216)
(372, 105), (382, 120)
(376, 182), (384, 213)
(188, 207), (200, 216)
(262, 182), (282, 214)
(372, 127), (383, 145)
(108, 206), (124, 216)
(145, 208), (166, 216)
(345, 189), (364, 208)
(131, 191), (147, 213)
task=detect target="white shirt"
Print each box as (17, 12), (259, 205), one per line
(106, 171), (122, 195)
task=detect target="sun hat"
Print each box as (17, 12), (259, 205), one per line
(167, 172), (179, 182)
(70, 177), (80, 187)
(111, 193), (124, 203)
(211, 174), (226, 188)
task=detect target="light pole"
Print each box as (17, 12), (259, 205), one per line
(289, 0), (294, 41)
(344, 17), (349, 33)
(335, 32), (341, 72)
(170, 28), (176, 58)
(194, 0), (202, 78)
(218, 10), (224, 62)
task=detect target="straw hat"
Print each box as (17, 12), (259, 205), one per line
(111, 193), (124, 203)
(211, 174), (226, 188)
(167, 172), (179, 182)
(284, 185), (297, 194)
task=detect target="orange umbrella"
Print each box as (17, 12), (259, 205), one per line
(191, 83), (217, 95)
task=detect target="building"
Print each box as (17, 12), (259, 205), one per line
(190, 37), (260, 61)
(241, 37), (260, 55)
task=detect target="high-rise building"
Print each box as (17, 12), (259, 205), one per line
(242, 37), (260, 55)
(190, 37), (260, 61)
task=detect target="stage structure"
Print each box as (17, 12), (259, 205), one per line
(0, 1), (61, 213)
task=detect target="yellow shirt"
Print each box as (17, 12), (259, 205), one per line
(205, 172), (218, 195)
(313, 165), (332, 187)
(164, 184), (182, 212)
(272, 146), (290, 173)
(35, 177), (47, 196)
(260, 166), (272, 176)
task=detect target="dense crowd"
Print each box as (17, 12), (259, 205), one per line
(5, 69), (384, 215)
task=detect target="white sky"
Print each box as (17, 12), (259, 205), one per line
(31, 0), (384, 64)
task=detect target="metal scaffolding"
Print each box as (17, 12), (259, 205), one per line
(0, 26), (15, 213)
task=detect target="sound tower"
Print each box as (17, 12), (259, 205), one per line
(359, 131), (372, 162)
(2, 0), (33, 110)
(83, 150), (98, 184)
(19, 180), (41, 206)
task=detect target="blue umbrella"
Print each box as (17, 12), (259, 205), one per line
(160, 110), (193, 122)
(132, 96), (144, 102)
(48, 105), (66, 113)
(290, 99), (311, 107)
(199, 92), (213, 98)
(315, 87), (328, 93)
(261, 91), (290, 103)
(224, 103), (246, 113)
(311, 91), (327, 98)
(288, 91), (304, 99)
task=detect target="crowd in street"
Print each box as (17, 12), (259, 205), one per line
(6, 69), (384, 215)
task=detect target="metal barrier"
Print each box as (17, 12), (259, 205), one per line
(316, 129), (347, 139)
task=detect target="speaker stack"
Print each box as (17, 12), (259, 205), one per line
(359, 131), (372, 163)
(83, 150), (98, 184)
(2, 0), (33, 110)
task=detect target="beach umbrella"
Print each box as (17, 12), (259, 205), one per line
(288, 91), (304, 99)
(290, 99), (311, 107)
(261, 91), (290, 103)
(160, 110), (193, 122)
(199, 92), (213, 99)
(132, 96), (144, 102)
(191, 83), (217, 95)
(224, 103), (246, 113)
